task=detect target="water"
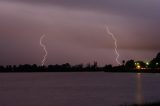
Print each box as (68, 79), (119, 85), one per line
(0, 72), (160, 106)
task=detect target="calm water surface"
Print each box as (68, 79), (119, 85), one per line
(0, 72), (160, 106)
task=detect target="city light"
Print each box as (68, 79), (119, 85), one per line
(146, 62), (149, 66)
(136, 65), (141, 69)
(135, 62), (141, 69)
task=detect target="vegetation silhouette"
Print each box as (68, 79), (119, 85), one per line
(0, 52), (159, 73)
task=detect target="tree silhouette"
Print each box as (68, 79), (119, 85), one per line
(149, 52), (160, 68)
(0, 52), (160, 72)
(125, 60), (135, 69)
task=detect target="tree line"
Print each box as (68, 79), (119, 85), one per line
(0, 52), (159, 73)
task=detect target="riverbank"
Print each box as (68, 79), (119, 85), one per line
(0, 69), (160, 73)
(120, 102), (160, 106)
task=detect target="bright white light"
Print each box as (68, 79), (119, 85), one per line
(146, 62), (149, 65)
(105, 25), (121, 65)
(40, 34), (48, 66)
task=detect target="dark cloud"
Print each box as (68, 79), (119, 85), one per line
(0, 0), (159, 65)
(3, 0), (160, 19)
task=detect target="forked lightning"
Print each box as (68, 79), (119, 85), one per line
(105, 25), (121, 65)
(40, 34), (48, 66)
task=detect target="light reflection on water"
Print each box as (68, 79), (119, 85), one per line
(136, 73), (144, 104)
(0, 72), (160, 106)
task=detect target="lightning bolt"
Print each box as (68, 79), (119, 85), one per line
(105, 25), (121, 65)
(40, 34), (48, 66)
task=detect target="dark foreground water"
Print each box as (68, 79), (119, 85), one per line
(0, 72), (160, 106)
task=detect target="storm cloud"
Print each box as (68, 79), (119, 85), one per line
(0, 0), (159, 65)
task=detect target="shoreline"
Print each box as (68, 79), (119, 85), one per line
(120, 102), (160, 106)
(0, 70), (160, 73)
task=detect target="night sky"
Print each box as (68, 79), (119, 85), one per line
(0, 0), (159, 66)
